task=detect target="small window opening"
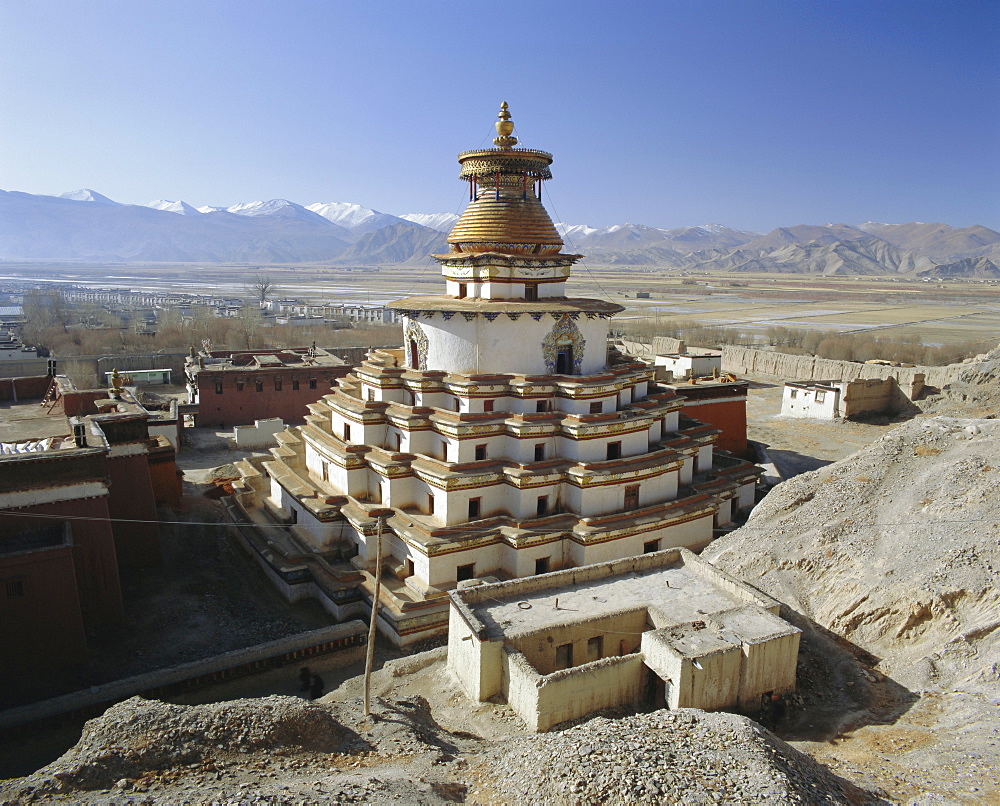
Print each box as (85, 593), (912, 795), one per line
(534, 443), (545, 461)
(524, 284), (538, 301)
(457, 283), (467, 299)
(483, 399), (494, 413)
(214, 380), (223, 395)
(607, 441), (622, 460)
(643, 538), (660, 554)
(536, 495), (548, 517)
(292, 379), (299, 391)
(624, 483), (640, 510)
(468, 497), (481, 519)
(427, 494), (435, 515)
(255, 380), (263, 392)
(456, 563), (475, 582)
(475, 444), (487, 461)
(309, 378), (317, 389)
(555, 643), (574, 670)
(589, 401), (602, 414)
(534, 556), (550, 575)
(343, 423), (351, 441)
(536, 399), (549, 413)
(274, 378), (282, 391)
(587, 636), (604, 662)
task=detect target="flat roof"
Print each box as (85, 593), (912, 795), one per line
(455, 549), (776, 641)
(0, 403), (72, 445)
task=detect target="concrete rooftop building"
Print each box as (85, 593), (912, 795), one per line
(230, 104), (761, 644)
(447, 548), (801, 731)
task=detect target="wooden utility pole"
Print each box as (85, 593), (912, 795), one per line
(363, 510), (391, 717)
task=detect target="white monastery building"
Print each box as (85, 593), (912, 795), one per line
(231, 104), (761, 644)
(447, 548), (801, 732)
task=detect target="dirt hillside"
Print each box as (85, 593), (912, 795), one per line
(704, 415), (1000, 800)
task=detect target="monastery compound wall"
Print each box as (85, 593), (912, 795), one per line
(720, 346), (962, 388)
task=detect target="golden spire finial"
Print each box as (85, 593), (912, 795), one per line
(493, 100), (518, 149)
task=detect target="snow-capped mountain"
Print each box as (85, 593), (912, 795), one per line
(399, 212), (460, 233)
(147, 199), (201, 215)
(306, 202), (409, 235)
(224, 199), (329, 223)
(58, 189), (120, 205)
(555, 222), (760, 253)
(2, 188), (996, 273)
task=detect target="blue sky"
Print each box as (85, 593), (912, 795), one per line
(2, 0), (997, 231)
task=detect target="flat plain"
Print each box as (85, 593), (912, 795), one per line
(4, 262), (1000, 348)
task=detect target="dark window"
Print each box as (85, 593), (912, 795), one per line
(256, 380), (263, 392)
(274, 378), (282, 391)
(456, 563), (475, 582)
(524, 284), (538, 301)
(289, 508), (297, 525)
(534, 556), (550, 575)
(409, 338), (419, 369)
(555, 643), (573, 670)
(536, 400), (549, 413)
(214, 380), (223, 395)
(475, 444), (487, 461)
(607, 441), (622, 460)
(292, 379), (299, 391)
(394, 433), (402, 451)
(343, 423), (351, 441)
(536, 496), (548, 517)
(235, 379), (244, 391)
(367, 388), (375, 401)
(309, 378), (317, 389)
(589, 401), (602, 414)
(587, 636), (604, 662)
(483, 399), (494, 413)
(457, 283), (467, 299)
(534, 444), (545, 461)
(6, 578), (24, 599)
(468, 497), (481, 519)
(427, 494), (435, 515)
(555, 347), (573, 375)
(624, 483), (640, 510)
(453, 398), (461, 412)
(643, 538), (660, 554)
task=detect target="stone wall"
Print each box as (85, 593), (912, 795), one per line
(721, 346), (962, 390)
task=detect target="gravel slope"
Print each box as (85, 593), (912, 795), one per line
(703, 415), (1000, 802)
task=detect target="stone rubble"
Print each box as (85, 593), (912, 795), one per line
(471, 708), (881, 805)
(1, 693), (884, 804)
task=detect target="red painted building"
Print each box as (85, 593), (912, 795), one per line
(0, 378), (183, 695)
(185, 348), (351, 429)
(668, 378), (750, 458)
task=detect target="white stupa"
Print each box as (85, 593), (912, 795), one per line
(232, 103), (761, 644)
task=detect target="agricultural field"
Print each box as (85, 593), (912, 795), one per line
(3, 262), (999, 350)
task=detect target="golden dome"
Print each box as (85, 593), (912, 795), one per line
(447, 103), (565, 256)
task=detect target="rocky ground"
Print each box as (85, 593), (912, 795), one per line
(705, 415), (1000, 802)
(1, 657), (883, 805)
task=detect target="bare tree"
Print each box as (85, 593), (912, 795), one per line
(245, 274), (279, 305)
